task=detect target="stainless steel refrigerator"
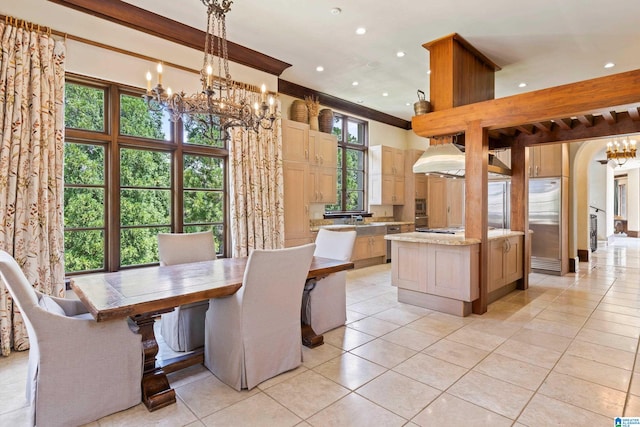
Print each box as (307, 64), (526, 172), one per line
(488, 181), (510, 229)
(529, 178), (562, 273)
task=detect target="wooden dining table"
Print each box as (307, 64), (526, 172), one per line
(70, 255), (353, 412)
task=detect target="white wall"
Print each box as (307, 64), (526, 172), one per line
(628, 169), (640, 234)
(588, 150), (608, 240)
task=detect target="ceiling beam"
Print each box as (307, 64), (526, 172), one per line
(47, 0), (292, 76)
(602, 110), (617, 125)
(514, 111), (640, 145)
(629, 107), (640, 121)
(533, 122), (552, 133)
(553, 118), (572, 130)
(412, 69), (640, 137)
(576, 115), (594, 127)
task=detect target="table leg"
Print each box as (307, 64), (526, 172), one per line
(301, 322), (324, 348)
(132, 313), (176, 411)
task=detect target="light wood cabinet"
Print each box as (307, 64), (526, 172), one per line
(400, 224), (415, 233)
(529, 144), (567, 177)
(415, 174), (428, 199)
(282, 119), (309, 162)
(352, 235), (386, 261)
(283, 161), (311, 246)
(369, 145), (405, 205)
(308, 130), (337, 168)
(308, 130), (337, 204)
(309, 167), (336, 203)
(428, 177), (464, 228)
(488, 235), (523, 293)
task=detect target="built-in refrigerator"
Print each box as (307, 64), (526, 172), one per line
(529, 178), (562, 273)
(488, 181), (510, 229)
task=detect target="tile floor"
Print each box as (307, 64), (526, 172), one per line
(1, 237), (639, 426)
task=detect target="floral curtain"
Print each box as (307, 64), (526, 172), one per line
(0, 21), (66, 356)
(229, 95), (284, 257)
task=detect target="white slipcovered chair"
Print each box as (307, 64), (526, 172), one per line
(204, 243), (316, 390)
(157, 230), (217, 352)
(0, 251), (142, 427)
(303, 228), (356, 334)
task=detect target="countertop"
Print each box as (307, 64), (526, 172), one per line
(384, 229), (525, 246)
(311, 221), (414, 232)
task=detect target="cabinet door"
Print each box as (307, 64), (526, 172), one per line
(316, 167), (337, 203)
(282, 119), (309, 162)
(352, 236), (370, 261)
(488, 238), (507, 293)
(415, 174), (428, 199)
(391, 241), (427, 291)
(309, 130), (337, 168)
(392, 148), (405, 175)
(428, 177), (448, 228)
(380, 146), (395, 175)
(447, 179), (465, 227)
(504, 235), (524, 284)
(393, 176), (405, 205)
(283, 161), (310, 240)
(370, 235), (386, 257)
(536, 145), (563, 177)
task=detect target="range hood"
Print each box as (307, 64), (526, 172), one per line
(412, 143), (511, 177)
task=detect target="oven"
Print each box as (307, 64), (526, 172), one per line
(386, 225), (401, 262)
(415, 198), (428, 228)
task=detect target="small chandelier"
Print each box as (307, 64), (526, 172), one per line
(606, 138), (637, 167)
(143, 0), (276, 142)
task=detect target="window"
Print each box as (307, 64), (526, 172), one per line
(325, 113), (367, 213)
(64, 77), (227, 274)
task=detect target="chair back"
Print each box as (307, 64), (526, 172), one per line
(241, 243), (315, 331)
(314, 229), (357, 261)
(0, 251), (39, 317)
(157, 231), (217, 266)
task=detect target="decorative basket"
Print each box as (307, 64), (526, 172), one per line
(318, 109), (334, 133)
(290, 100), (308, 123)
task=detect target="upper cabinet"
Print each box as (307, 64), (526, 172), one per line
(282, 119), (309, 162)
(428, 177), (465, 228)
(308, 130), (337, 169)
(529, 144), (568, 178)
(369, 145), (405, 205)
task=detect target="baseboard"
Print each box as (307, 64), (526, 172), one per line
(577, 249), (589, 262)
(569, 257), (580, 273)
(627, 230), (638, 238)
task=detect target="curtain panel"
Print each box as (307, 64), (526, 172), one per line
(229, 96), (284, 257)
(0, 22), (66, 356)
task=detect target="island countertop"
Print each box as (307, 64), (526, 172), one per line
(384, 229), (525, 246)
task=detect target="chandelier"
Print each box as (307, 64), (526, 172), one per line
(143, 0), (276, 142)
(606, 138), (637, 166)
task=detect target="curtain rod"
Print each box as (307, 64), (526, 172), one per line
(0, 13), (263, 94)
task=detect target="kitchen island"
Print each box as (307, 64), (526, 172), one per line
(386, 229), (524, 316)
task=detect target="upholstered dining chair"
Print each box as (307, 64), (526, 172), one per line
(157, 230), (217, 352)
(0, 251), (142, 427)
(303, 228), (356, 334)
(204, 243), (316, 390)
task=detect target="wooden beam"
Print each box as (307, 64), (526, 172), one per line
(602, 110), (617, 125)
(47, 0), (292, 76)
(629, 107), (640, 121)
(412, 69), (640, 137)
(510, 140), (529, 290)
(516, 111), (640, 145)
(533, 122), (552, 133)
(576, 115), (594, 127)
(515, 125), (534, 135)
(553, 118), (572, 130)
(278, 80), (411, 130)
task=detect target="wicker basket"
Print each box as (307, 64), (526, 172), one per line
(290, 100), (308, 123)
(318, 108), (334, 133)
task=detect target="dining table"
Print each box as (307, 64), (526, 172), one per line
(70, 255), (354, 412)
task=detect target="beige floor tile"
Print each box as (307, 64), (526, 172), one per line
(0, 407), (32, 427)
(462, 318), (524, 339)
(405, 315), (464, 337)
(345, 309), (368, 324)
(554, 353), (631, 392)
(393, 353), (468, 390)
(590, 309), (640, 327)
(494, 338), (563, 369)
(600, 296), (640, 311)
(536, 308), (588, 327)
(566, 339), (636, 370)
(447, 371), (533, 419)
(347, 295), (399, 316)
(422, 338), (489, 369)
(200, 392), (300, 427)
(257, 366), (308, 391)
(97, 399), (198, 427)
(543, 302), (595, 317)
(313, 352), (386, 390)
(263, 370), (349, 419)
(538, 372), (625, 417)
(630, 373), (640, 396)
(301, 342), (343, 369)
(350, 338), (417, 369)
(509, 327), (573, 352)
(168, 364), (214, 389)
(446, 326), (507, 352)
(412, 393), (512, 427)
(523, 318), (581, 339)
(583, 317), (640, 339)
(372, 306), (427, 325)
(626, 394), (640, 417)
(322, 326), (375, 351)
(575, 328), (638, 352)
(175, 375), (259, 419)
(474, 353), (550, 390)
(356, 370), (441, 419)
(347, 316), (401, 337)
(517, 393), (612, 426)
(306, 392), (405, 427)
(379, 326), (442, 352)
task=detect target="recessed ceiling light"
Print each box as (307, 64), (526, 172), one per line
(330, 7), (341, 15)
(355, 27), (366, 35)
(604, 62), (615, 69)
(357, 100), (364, 104)
(518, 82), (527, 88)
(405, 102), (411, 106)
(396, 51), (405, 58)
(316, 66), (324, 72)
(352, 81), (359, 86)
(382, 92), (389, 97)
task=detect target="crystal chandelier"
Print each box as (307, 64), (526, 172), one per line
(143, 0), (276, 142)
(606, 138), (637, 166)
